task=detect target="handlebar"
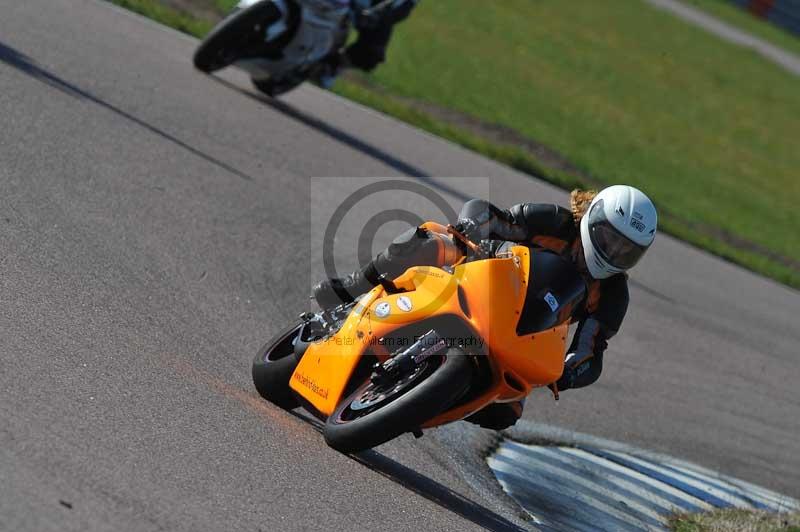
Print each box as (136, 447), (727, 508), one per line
(446, 224), (481, 255)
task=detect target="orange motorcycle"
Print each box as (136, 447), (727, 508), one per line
(252, 223), (586, 452)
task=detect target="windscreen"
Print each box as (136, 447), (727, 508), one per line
(516, 250), (587, 336)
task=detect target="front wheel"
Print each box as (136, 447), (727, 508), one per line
(193, 2), (283, 73)
(323, 349), (473, 453)
(252, 321), (303, 409)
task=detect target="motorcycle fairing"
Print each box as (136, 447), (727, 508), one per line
(235, 0), (349, 82)
(290, 244), (572, 418)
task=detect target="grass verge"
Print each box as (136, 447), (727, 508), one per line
(683, 0), (800, 58)
(104, 0), (800, 289)
(108, 0), (216, 36)
(670, 509), (800, 531)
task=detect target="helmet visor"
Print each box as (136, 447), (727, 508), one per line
(587, 200), (649, 270)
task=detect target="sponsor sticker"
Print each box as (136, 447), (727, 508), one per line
(630, 219), (646, 233)
(413, 340), (447, 363)
(292, 372), (329, 399)
(374, 301), (391, 318)
(544, 292), (560, 312)
(397, 296), (413, 312)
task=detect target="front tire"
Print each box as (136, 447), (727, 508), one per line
(252, 322), (303, 409)
(193, 2), (283, 73)
(323, 349), (473, 453)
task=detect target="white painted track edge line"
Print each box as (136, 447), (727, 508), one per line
(559, 448), (715, 510)
(496, 447), (668, 524)
(509, 445), (689, 515)
(602, 449), (758, 509)
(655, 460), (795, 510)
(489, 458), (660, 531)
(664, 459), (800, 509)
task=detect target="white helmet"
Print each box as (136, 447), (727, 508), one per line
(580, 185), (657, 279)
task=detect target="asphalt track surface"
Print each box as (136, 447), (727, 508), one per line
(1, 1), (798, 530)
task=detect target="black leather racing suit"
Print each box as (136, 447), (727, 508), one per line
(347, 0), (419, 71)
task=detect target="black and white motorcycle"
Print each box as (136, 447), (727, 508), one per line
(193, 0), (393, 96)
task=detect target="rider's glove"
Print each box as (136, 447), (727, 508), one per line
(475, 239), (504, 259)
(454, 218), (480, 240)
(450, 219), (475, 254)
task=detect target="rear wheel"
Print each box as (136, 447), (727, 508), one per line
(251, 322), (303, 409)
(193, 2), (284, 73)
(323, 349), (472, 453)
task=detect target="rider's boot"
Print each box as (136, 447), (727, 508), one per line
(314, 51), (350, 89)
(313, 262), (381, 310)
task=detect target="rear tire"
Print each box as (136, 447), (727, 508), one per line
(252, 322), (303, 409)
(193, 2), (283, 73)
(323, 349), (472, 453)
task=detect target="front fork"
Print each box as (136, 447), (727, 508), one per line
(370, 330), (449, 387)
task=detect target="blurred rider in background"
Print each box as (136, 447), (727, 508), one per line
(319, 0), (419, 85)
(313, 186), (658, 430)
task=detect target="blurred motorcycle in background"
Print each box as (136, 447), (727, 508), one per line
(193, 0), (394, 96)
